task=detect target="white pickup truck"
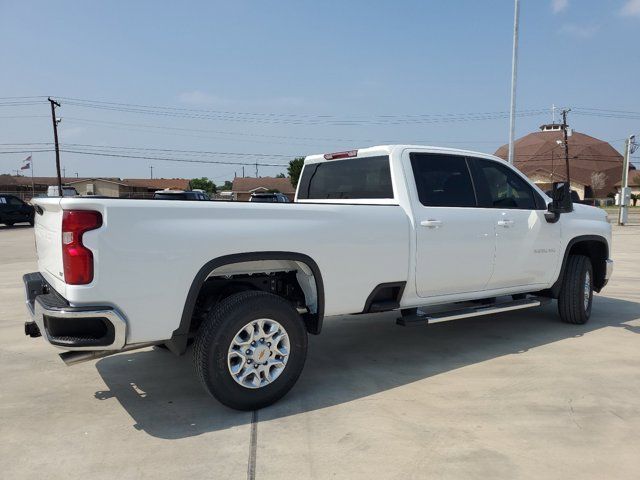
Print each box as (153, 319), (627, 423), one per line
(23, 145), (613, 410)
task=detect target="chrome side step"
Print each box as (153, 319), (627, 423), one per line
(396, 297), (549, 327)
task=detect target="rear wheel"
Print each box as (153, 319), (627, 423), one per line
(193, 290), (307, 410)
(558, 254), (593, 324)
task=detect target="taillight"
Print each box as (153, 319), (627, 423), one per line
(62, 210), (102, 285)
(323, 150), (358, 160)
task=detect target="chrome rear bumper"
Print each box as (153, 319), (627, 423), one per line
(23, 272), (127, 351)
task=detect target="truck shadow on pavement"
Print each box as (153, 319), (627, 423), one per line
(94, 295), (640, 439)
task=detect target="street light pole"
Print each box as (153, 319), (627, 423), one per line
(619, 135), (637, 226)
(507, 0), (520, 165)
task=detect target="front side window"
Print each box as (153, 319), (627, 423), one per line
(297, 155), (393, 200)
(7, 196), (24, 206)
(410, 153), (477, 207)
(471, 158), (537, 210)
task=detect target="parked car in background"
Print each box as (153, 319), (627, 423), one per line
(47, 186), (79, 197)
(249, 192), (290, 203)
(0, 194), (34, 226)
(153, 189), (210, 200)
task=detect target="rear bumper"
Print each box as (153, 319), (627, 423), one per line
(23, 272), (126, 351)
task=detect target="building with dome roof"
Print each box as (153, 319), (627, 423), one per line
(495, 124), (627, 200)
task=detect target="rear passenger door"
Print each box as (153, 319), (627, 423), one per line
(408, 153), (497, 298)
(468, 157), (560, 289)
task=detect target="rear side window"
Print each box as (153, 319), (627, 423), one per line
(410, 153), (477, 207)
(470, 158), (538, 210)
(297, 156), (393, 200)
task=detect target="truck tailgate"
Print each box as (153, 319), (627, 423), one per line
(33, 198), (66, 295)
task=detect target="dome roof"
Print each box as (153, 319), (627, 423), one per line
(495, 126), (624, 195)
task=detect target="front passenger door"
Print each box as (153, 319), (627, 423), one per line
(469, 158), (560, 289)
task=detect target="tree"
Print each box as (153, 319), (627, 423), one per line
(275, 173), (285, 178)
(190, 177), (217, 194)
(288, 157), (305, 188)
(590, 171), (607, 194)
(219, 180), (233, 191)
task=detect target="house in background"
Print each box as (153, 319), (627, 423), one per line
(615, 170), (640, 200)
(231, 177), (295, 201)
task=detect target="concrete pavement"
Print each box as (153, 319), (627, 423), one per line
(1, 223), (639, 479)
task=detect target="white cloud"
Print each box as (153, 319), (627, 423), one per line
(559, 23), (600, 38)
(552, 0), (569, 13)
(620, 0), (640, 17)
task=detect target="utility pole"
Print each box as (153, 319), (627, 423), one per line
(255, 161), (258, 178)
(149, 165), (154, 179)
(63, 167), (66, 178)
(242, 166), (245, 178)
(561, 109), (571, 184)
(507, 0), (520, 165)
(619, 135), (638, 226)
(48, 97), (63, 196)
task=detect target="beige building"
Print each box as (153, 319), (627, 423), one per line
(67, 178), (127, 197)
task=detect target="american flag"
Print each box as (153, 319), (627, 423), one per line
(21, 155), (31, 170)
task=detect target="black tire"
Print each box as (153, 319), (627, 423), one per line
(193, 290), (307, 410)
(4, 222), (14, 227)
(558, 254), (593, 324)
(29, 219), (34, 226)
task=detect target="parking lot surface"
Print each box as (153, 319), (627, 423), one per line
(1, 223), (639, 479)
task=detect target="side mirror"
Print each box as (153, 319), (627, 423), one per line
(545, 181), (573, 223)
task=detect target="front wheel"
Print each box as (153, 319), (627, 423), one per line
(193, 290), (308, 410)
(558, 254), (593, 324)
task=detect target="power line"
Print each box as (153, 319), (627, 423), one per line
(59, 143), (292, 158)
(54, 96), (549, 126)
(58, 149), (289, 167)
(63, 116), (508, 146)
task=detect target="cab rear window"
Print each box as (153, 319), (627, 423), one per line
(297, 155), (393, 200)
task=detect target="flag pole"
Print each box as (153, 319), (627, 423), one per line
(31, 152), (35, 199)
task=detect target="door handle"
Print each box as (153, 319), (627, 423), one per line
(497, 219), (514, 227)
(420, 219), (442, 228)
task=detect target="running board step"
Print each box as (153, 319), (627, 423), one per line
(396, 297), (549, 327)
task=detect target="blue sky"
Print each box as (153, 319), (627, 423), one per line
(1, 0), (638, 182)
